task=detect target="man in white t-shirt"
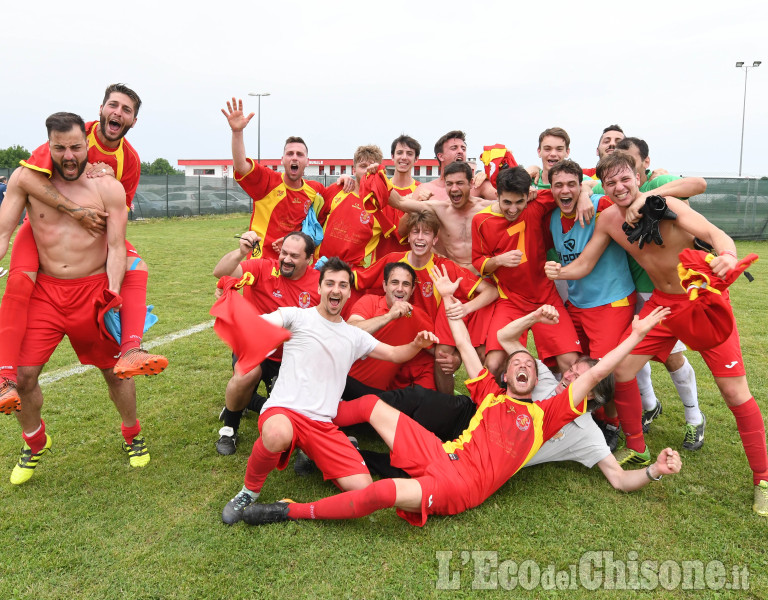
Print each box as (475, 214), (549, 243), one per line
(222, 257), (438, 524)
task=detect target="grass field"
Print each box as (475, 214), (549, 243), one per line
(1, 215), (766, 599)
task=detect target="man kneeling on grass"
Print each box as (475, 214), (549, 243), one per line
(238, 268), (674, 527)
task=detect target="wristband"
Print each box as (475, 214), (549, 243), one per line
(720, 250), (737, 259)
(646, 465), (662, 481)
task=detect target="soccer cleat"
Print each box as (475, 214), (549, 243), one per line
(113, 349), (169, 379)
(682, 413), (706, 451)
(0, 377), (21, 414)
(222, 489), (258, 525)
(642, 401), (663, 433)
(293, 449), (317, 476)
(754, 481), (768, 517)
(216, 426), (237, 456)
(602, 424), (621, 453)
(10, 434), (52, 485)
(613, 445), (651, 467)
(243, 499), (294, 526)
(122, 436), (151, 467)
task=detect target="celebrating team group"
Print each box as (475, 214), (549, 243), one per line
(0, 86), (765, 528)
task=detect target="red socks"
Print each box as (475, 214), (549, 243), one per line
(729, 397), (768, 485)
(244, 437), (281, 493)
(119, 269), (148, 354)
(23, 420), (47, 455)
(0, 272), (35, 382)
(333, 395), (379, 427)
(613, 379), (645, 452)
(121, 420), (142, 445)
(287, 478), (397, 520)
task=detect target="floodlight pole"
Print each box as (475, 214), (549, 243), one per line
(248, 92), (271, 164)
(736, 61), (761, 176)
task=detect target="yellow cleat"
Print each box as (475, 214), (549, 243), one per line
(122, 436), (151, 467)
(10, 434), (52, 485)
(754, 481), (768, 517)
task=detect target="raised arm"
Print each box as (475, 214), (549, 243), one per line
(569, 307), (670, 401)
(221, 97), (253, 175)
(497, 305), (560, 354)
(429, 264), (483, 378)
(213, 232), (260, 278)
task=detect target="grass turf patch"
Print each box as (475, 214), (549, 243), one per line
(0, 216), (766, 599)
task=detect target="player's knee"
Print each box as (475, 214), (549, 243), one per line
(260, 417), (293, 452)
(338, 473), (373, 491)
(664, 352), (685, 371)
(16, 370), (39, 395)
(127, 258), (148, 272)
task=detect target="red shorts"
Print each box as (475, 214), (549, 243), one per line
(566, 293), (636, 359)
(390, 413), (474, 526)
(623, 289), (746, 377)
(485, 295), (581, 366)
(10, 220), (140, 273)
(19, 272), (121, 369)
(257, 407), (369, 481)
(434, 302), (493, 348)
(392, 351), (435, 390)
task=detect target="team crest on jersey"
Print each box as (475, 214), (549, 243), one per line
(359, 209), (371, 225)
(298, 291), (311, 308)
(516, 414), (531, 431)
(421, 281), (433, 298)
(304, 198), (312, 214)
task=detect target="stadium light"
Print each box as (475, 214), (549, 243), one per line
(248, 92), (271, 164)
(735, 61), (761, 176)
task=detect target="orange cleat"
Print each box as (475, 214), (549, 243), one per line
(113, 349), (169, 379)
(0, 377), (21, 414)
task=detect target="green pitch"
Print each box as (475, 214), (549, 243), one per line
(0, 215), (765, 599)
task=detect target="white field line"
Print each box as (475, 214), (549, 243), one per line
(37, 320), (214, 386)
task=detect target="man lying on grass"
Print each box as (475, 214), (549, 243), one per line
(237, 268), (674, 527)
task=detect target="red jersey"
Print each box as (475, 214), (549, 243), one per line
(240, 258), (320, 360)
(21, 121), (141, 208)
(447, 369), (586, 509)
(316, 184), (387, 267)
(347, 295), (433, 390)
(373, 182), (416, 260)
(354, 251), (481, 323)
(236, 159), (326, 261)
(472, 190), (556, 303)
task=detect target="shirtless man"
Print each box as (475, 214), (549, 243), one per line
(388, 161), (492, 271)
(415, 130), (496, 202)
(545, 151), (768, 516)
(4, 112), (150, 484)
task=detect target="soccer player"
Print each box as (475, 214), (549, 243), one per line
(221, 98), (354, 261)
(212, 231), (320, 455)
(236, 283), (670, 527)
(416, 130), (497, 202)
(387, 161), (493, 271)
(545, 151), (768, 516)
(472, 166), (580, 377)
(5, 112), (152, 484)
(587, 137), (706, 445)
(532, 127), (572, 189)
(0, 84), (166, 414)
(315, 145), (386, 267)
(221, 257), (438, 524)
(346, 262), (435, 396)
(582, 124), (625, 177)
(373, 135), (422, 259)
(355, 210), (498, 394)
(359, 293), (682, 492)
